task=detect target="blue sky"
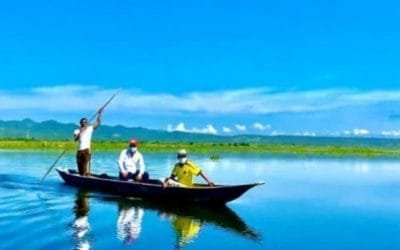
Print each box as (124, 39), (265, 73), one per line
(1, 1), (400, 137)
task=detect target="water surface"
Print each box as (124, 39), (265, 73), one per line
(1, 150), (400, 249)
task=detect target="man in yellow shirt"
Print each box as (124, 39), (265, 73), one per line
(164, 149), (214, 187)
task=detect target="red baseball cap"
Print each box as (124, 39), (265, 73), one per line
(129, 139), (138, 147)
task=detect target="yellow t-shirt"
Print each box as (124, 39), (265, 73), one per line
(171, 161), (201, 187)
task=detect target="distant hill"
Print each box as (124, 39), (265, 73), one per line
(0, 118), (222, 142)
(1, 119), (400, 148)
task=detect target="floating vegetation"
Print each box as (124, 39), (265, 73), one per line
(209, 154), (220, 160)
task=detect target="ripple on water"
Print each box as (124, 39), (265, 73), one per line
(0, 186), (76, 249)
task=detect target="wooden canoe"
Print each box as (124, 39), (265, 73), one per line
(56, 168), (264, 205)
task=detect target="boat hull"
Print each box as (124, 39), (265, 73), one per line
(56, 168), (264, 205)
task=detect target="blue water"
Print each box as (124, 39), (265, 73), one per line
(1, 150), (400, 249)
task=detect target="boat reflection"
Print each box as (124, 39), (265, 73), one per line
(72, 190), (91, 250)
(114, 197), (261, 248)
(71, 189), (261, 249)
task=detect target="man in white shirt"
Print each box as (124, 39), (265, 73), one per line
(118, 139), (149, 182)
(73, 108), (103, 176)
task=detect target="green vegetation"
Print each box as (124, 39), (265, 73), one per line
(209, 154), (221, 160)
(1, 139), (400, 158)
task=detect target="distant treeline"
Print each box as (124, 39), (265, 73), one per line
(1, 139), (400, 158)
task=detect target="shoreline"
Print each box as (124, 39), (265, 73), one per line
(0, 139), (399, 158)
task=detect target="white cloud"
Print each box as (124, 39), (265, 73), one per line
(329, 132), (341, 137)
(32, 85), (99, 95)
(253, 122), (271, 131)
(294, 131), (317, 137)
(4, 85), (400, 116)
(192, 124), (218, 135)
(222, 126), (232, 133)
(174, 122), (186, 132)
(353, 128), (369, 136)
(166, 122), (187, 132)
(166, 124), (173, 132)
(343, 129), (369, 136)
(381, 130), (400, 137)
(3, 85), (400, 136)
(207, 125), (218, 134)
(0, 85), (117, 112)
(235, 124), (246, 131)
(270, 130), (285, 136)
(167, 122), (217, 135)
(343, 130), (352, 135)
(304, 132), (316, 137)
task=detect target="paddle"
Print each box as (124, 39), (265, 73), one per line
(39, 88), (121, 183)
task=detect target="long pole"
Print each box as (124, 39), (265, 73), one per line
(39, 149), (68, 183)
(88, 88), (121, 122)
(39, 89), (121, 183)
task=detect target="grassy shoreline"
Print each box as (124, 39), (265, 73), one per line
(1, 139), (400, 158)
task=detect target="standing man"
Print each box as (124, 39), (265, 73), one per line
(73, 108), (103, 176)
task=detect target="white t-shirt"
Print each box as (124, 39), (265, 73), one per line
(74, 125), (94, 151)
(118, 149), (145, 175)
(117, 207), (144, 242)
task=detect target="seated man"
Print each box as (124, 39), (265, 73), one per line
(117, 139), (149, 182)
(163, 149), (214, 187)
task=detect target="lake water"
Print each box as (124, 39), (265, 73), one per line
(1, 150), (400, 249)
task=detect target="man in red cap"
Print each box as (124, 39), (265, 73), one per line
(117, 139), (149, 182)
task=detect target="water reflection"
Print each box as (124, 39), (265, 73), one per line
(172, 216), (201, 248)
(72, 190), (90, 250)
(160, 210), (202, 249)
(69, 190), (261, 249)
(117, 201), (144, 245)
(114, 197), (261, 248)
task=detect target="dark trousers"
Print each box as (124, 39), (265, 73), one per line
(119, 170), (149, 182)
(76, 149), (91, 176)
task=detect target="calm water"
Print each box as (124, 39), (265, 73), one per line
(1, 150), (400, 249)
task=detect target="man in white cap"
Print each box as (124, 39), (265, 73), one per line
(163, 149), (214, 187)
